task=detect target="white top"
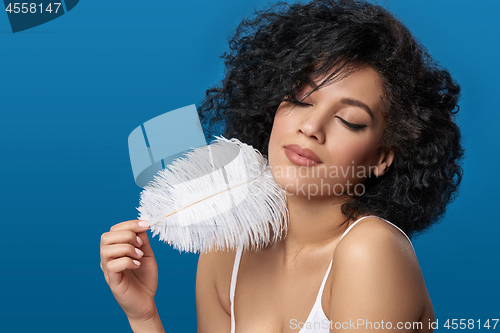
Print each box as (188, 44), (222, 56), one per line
(229, 215), (414, 333)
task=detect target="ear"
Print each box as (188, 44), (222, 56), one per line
(372, 148), (395, 177)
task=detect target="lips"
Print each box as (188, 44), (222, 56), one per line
(284, 144), (322, 165)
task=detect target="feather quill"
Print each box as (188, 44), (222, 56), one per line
(137, 136), (288, 253)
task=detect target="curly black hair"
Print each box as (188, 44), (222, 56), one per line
(197, 0), (463, 238)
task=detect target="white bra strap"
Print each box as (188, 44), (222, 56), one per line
(315, 259), (333, 303)
(230, 243), (244, 333)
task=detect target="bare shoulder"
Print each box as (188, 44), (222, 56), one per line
(198, 248), (238, 282)
(334, 216), (416, 263)
(330, 216), (430, 326)
(196, 248), (237, 333)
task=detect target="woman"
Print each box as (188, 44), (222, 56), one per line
(100, 0), (463, 332)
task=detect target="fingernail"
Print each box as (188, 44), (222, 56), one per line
(135, 248), (144, 257)
(136, 236), (143, 246)
(133, 260), (141, 266)
(138, 221), (149, 228)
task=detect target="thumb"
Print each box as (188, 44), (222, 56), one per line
(136, 230), (155, 257)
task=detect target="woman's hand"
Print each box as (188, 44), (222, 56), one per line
(100, 220), (163, 330)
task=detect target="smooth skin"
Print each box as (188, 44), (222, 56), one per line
(196, 217), (434, 333)
(100, 66), (435, 332)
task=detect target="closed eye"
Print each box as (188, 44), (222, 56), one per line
(336, 116), (367, 130)
(292, 100), (313, 107)
(291, 102), (367, 130)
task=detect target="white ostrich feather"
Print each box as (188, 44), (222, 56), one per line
(137, 136), (288, 253)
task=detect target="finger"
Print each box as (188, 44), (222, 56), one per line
(110, 220), (150, 233)
(101, 230), (142, 247)
(106, 257), (141, 287)
(100, 244), (144, 263)
(101, 260), (109, 283)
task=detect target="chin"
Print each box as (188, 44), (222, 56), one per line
(271, 167), (368, 199)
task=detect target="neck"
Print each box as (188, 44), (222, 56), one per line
(277, 194), (353, 262)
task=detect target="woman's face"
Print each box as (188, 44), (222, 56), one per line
(268, 66), (393, 198)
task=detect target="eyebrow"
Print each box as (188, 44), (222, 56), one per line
(340, 98), (374, 120)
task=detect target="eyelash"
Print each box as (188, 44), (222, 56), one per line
(291, 100), (367, 131)
(336, 116), (367, 130)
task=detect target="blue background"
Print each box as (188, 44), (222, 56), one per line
(1, 0), (498, 331)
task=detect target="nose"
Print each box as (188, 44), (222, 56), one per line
(298, 107), (328, 144)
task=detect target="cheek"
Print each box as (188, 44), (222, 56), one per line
(268, 111), (289, 163)
(268, 115), (298, 190)
(328, 131), (380, 167)
(316, 134), (381, 191)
